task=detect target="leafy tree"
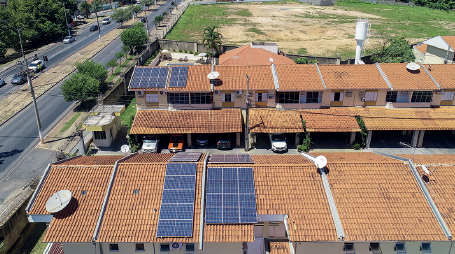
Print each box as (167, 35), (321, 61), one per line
(107, 59), (118, 74)
(120, 22), (148, 56)
(115, 51), (125, 64)
(62, 0), (78, 16)
(111, 7), (132, 28)
(132, 4), (143, 18)
(153, 15), (163, 25)
(0, 41), (7, 58)
(80, 1), (91, 18)
(76, 60), (108, 86)
(61, 72), (100, 103)
(202, 26), (222, 65)
(371, 37), (416, 63)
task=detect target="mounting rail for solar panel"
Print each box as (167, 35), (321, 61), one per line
(127, 65), (138, 91)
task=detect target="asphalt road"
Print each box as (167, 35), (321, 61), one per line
(0, 0), (181, 201)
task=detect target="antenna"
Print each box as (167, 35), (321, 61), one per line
(207, 71), (219, 80)
(269, 58), (274, 63)
(46, 190), (72, 213)
(121, 144), (130, 154)
(406, 62), (420, 71)
(301, 152), (327, 169)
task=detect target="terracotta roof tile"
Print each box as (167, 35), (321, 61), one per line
(415, 44), (428, 53)
(167, 65), (212, 92)
(53, 156), (124, 166)
(318, 64), (389, 90)
(204, 224), (254, 242)
(213, 65), (275, 91)
(220, 45), (295, 66)
(327, 162), (446, 241)
(424, 64), (455, 89)
(269, 242), (291, 254)
(130, 108), (242, 134)
(308, 152), (399, 163)
(121, 153), (175, 163)
(379, 63), (438, 90)
(398, 154), (455, 164)
(252, 155), (311, 165)
(442, 36), (455, 51)
(249, 108), (360, 133)
(276, 65), (325, 91)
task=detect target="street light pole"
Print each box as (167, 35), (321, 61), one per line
(63, 2), (71, 37)
(94, 1), (101, 42)
(245, 74), (250, 151)
(1, 19), (44, 144)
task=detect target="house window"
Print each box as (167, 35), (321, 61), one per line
(94, 131), (106, 140)
(185, 244), (195, 254)
(256, 93), (268, 102)
(386, 91), (398, 102)
(109, 244), (119, 252)
(395, 243), (406, 254)
(191, 93), (212, 104)
(136, 243), (145, 252)
(278, 92), (299, 103)
(343, 243), (355, 254)
(268, 221), (285, 237)
(421, 243), (431, 253)
(365, 91), (378, 101)
(441, 91), (455, 101)
(306, 91), (320, 103)
(222, 93), (234, 102)
(369, 243), (382, 254)
(411, 91), (433, 103)
(254, 222), (264, 238)
(146, 94), (159, 103)
(168, 93), (189, 104)
(331, 92), (343, 102)
(160, 244), (170, 254)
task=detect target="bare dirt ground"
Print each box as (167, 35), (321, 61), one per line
(217, 3), (419, 57)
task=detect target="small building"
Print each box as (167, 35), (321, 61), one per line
(83, 105), (125, 148)
(413, 35), (455, 64)
(219, 42), (295, 66)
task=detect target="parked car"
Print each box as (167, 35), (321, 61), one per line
(63, 36), (75, 44)
(269, 133), (287, 152)
(11, 72), (27, 85)
(0, 77), (5, 87)
(168, 134), (184, 152)
(140, 16), (147, 23)
(102, 18), (111, 25)
(77, 14), (85, 19)
(196, 136), (209, 146)
(28, 60), (44, 73)
(217, 137), (231, 149)
(90, 25), (99, 31)
(142, 135), (159, 153)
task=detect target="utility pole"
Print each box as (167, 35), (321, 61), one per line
(63, 2), (71, 37)
(245, 74), (250, 151)
(0, 19), (44, 144)
(143, 2), (148, 32)
(94, 1), (101, 42)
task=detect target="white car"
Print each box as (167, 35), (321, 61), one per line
(28, 60), (45, 73)
(142, 135), (159, 153)
(269, 133), (287, 152)
(63, 36), (75, 44)
(102, 18), (111, 25)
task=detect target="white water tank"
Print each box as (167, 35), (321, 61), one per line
(355, 21), (368, 41)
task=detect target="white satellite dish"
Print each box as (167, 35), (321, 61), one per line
(198, 53), (207, 57)
(162, 49), (169, 53)
(269, 58), (274, 63)
(314, 156), (327, 169)
(406, 62), (420, 71)
(207, 71), (220, 80)
(46, 190), (72, 213)
(121, 144), (130, 153)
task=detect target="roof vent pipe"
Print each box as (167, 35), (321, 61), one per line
(355, 18), (369, 64)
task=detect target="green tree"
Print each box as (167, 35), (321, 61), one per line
(76, 60), (108, 87)
(111, 7), (132, 28)
(132, 4), (143, 18)
(61, 72), (100, 103)
(92, 0), (102, 41)
(202, 26), (222, 65)
(153, 15), (163, 25)
(80, 1), (91, 18)
(0, 41), (6, 58)
(371, 37), (416, 63)
(107, 58), (118, 74)
(115, 51), (125, 64)
(120, 22), (148, 56)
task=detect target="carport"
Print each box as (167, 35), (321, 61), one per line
(130, 108), (243, 147)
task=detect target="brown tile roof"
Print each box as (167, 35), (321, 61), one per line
(252, 155), (311, 165)
(53, 155), (124, 166)
(398, 154), (455, 164)
(275, 65), (325, 91)
(28, 165), (113, 243)
(415, 44), (428, 53)
(327, 162), (446, 241)
(309, 152), (399, 163)
(121, 153), (175, 163)
(269, 242), (291, 254)
(442, 36), (455, 51)
(379, 63), (438, 90)
(219, 45), (295, 66)
(353, 106), (455, 131)
(129, 66), (168, 91)
(204, 224), (254, 242)
(424, 64), (455, 89)
(249, 108), (360, 133)
(167, 65), (212, 92)
(213, 65), (275, 91)
(318, 64), (389, 90)
(130, 108), (242, 134)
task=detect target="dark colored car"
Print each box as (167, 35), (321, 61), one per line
(217, 138), (231, 149)
(141, 16), (147, 23)
(0, 77), (5, 87)
(11, 72), (27, 85)
(196, 136), (209, 146)
(90, 25), (99, 31)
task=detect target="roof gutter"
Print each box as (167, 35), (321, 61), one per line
(26, 163), (52, 213)
(420, 63), (442, 90)
(199, 152), (210, 250)
(314, 63), (327, 90)
(92, 153), (138, 242)
(128, 65), (137, 92)
(375, 63), (394, 90)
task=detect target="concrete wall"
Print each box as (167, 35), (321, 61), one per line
(297, 0), (335, 6)
(159, 39), (238, 56)
(283, 54), (340, 65)
(413, 47), (426, 63)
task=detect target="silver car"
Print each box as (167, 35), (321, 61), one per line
(0, 77), (5, 87)
(63, 36), (75, 44)
(142, 135), (159, 153)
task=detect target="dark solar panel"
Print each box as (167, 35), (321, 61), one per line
(130, 67), (169, 89)
(168, 66), (188, 87)
(205, 167), (257, 224)
(209, 154), (254, 164)
(169, 152), (202, 162)
(157, 163), (197, 237)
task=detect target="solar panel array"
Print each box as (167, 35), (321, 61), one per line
(169, 152), (202, 162)
(205, 167), (257, 224)
(209, 154), (254, 164)
(130, 67), (169, 89)
(168, 66), (189, 87)
(157, 163), (197, 237)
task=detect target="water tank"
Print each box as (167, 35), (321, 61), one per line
(355, 21), (367, 41)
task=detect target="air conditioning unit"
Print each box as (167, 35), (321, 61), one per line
(159, 91), (166, 95)
(137, 91), (144, 98)
(236, 90), (242, 95)
(345, 91), (353, 97)
(214, 91), (220, 95)
(268, 95), (274, 100)
(436, 89), (443, 94)
(171, 242), (182, 250)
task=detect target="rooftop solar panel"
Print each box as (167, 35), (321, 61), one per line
(169, 152), (202, 162)
(130, 67), (169, 89)
(209, 154), (254, 164)
(168, 66), (189, 87)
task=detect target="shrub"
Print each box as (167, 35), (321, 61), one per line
(351, 142), (361, 150)
(179, 49), (183, 53)
(189, 50), (193, 54)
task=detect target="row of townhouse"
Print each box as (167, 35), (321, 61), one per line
(26, 152), (455, 254)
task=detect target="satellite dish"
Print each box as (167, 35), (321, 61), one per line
(207, 71), (219, 80)
(121, 144), (130, 153)
(46, 190), (72, 213)
(198, 53), (207, 57)
(314, 156), (327, 169)
(162, 49), (169, 53)
(269, 58), (274, 63)
(406, 62), (420, 71)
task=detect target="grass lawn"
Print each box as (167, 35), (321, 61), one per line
(107, 58), (133, 83)
(30, 229), (48, 254)
(59, 112), (82, 133)
(121, 97), (137, 126)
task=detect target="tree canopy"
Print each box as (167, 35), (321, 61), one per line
(80, 1), (91, 18)
(120, 22), (148, 54)
(111, 7), (132, 27)
(76, 60), (108, 87)
(61, 72), (100, 102)
(371, 37), (416, 63)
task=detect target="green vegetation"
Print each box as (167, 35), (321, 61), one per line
(120, 22), (149, 55)
(144, 49), (162, 65)
(121, 97), (137, 125)
(297, 119), (313, 152)
(111, 7), (133, 28)
(294, 57), (318, 64)
(202, 26), (223, 58)
(234, 9), (252, 16)
(371, 36), (416, 63)
(30, 229), (47, 254)
(354, 115), (368, 148)
(107, 59), (118, 74)
(247, 27), (266, 35)
(59, 112), (82, 133)
(298, 48), (308, 55)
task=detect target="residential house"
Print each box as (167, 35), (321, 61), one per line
(83, 105), (125, 148)
(219, 43), (295, 66)
(413, 35), (455, 64)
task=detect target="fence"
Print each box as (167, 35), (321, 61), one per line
(356, 0), (415, 6)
